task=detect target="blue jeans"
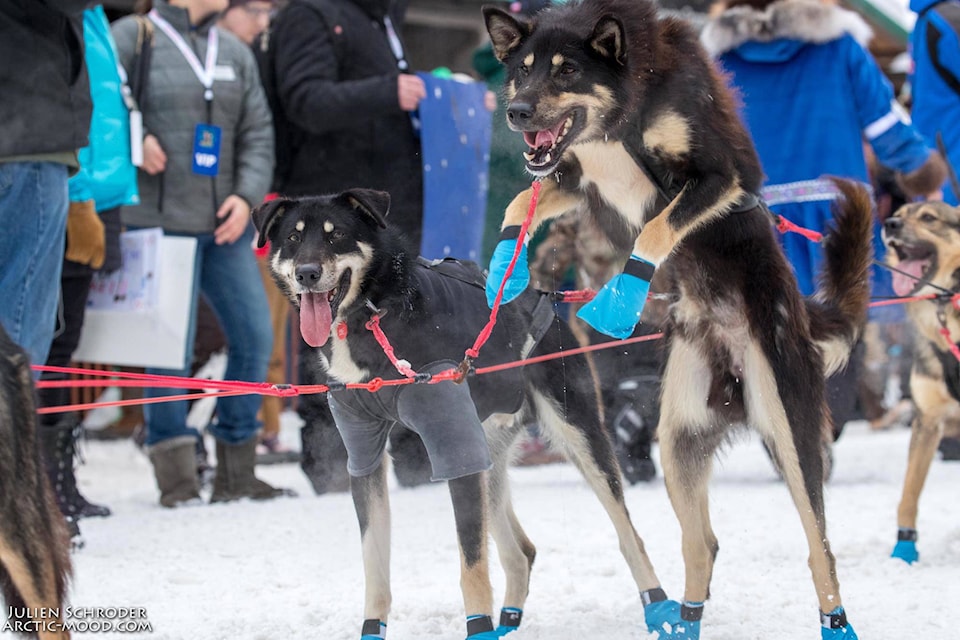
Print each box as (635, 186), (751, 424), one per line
(0, 162), (69, 368)
(144, 226), (273, 446)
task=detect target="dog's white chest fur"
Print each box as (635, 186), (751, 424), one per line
(320, 331), (369, 384)
(571, 141), (659, 228)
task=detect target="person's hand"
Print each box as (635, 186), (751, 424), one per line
(484, 90), (497, 112)
(925, 189), (944, 201)
(142, 134), (167, 175)
(215, 195), (251, 245)
(397, 74), (426, 112)
(65, 200), (106, 269)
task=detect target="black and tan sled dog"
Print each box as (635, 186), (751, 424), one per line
(482, 0), (873, 637)
(254, 189), (662, 639)
(883, 200), (960, 564)
(0, 325), (72, 639)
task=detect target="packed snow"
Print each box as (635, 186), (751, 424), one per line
(8, 415), (959, 640)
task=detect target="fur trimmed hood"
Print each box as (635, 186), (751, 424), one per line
(701, 0), (873, 57)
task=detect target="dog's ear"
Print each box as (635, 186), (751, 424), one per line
(483, 5), (530, 62)
(251, 197), (295, 248)
(341, 189), (390, 229)
(590, 14), (626, 65)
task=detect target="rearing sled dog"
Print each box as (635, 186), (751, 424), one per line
(482, 0), (872, 637)
(254, 189), (662, 640)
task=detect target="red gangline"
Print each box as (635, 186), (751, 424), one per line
(466, 180), (542, 362)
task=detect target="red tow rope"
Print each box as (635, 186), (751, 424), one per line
(458, 180), (543, 378)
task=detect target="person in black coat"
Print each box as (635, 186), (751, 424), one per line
(268, 0), (430, 492)
(271, 0), (424, 246)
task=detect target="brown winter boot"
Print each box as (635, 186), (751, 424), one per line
(147, 436), (202, 508)
(210, 438), (295, 503)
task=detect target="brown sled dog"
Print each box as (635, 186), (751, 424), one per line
(0, 325), (71, 639)
(483, 0), (873, 636)
(883, 200), (960, 564)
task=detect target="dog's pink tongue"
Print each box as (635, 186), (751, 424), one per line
(892, 260), (925, 297)
(523, 125), (561, 150)
(300, 292), (332, 348)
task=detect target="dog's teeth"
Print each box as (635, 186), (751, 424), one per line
(523, 151), (535, 162)
(544, 152), (552, 164)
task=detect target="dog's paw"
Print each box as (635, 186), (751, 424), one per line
(465, 614), (500, 639)
(493, 607), (522, 636)
(643, 594), (701, 640)
(891, 530), (919, 564)
(359, 618), (386, 639)
(486, 228), (530, 307)
(821, 607), (858, 640)
(577, 256), (654, 339)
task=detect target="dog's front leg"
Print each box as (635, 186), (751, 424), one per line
(486, 180), (582, 307)
(893, 373), (951, 563)
(578, 173), (744, 338)
(352, 463), (391, 639)
(449, 472), (496, 639)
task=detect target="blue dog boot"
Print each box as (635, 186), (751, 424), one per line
(891, 527), (919, 564)
(360, 618), (386, 639)
(642, 588), (700, 639)
(577, 255), (654, 339)
(821, 607), (858, 640)
(495, 607), (522, 636)
(465, 614), (499, 639)
(486, 226), (529, 307)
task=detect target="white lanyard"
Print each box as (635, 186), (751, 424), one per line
(383, 15), (408, 71)
(149, 9), (219, 102)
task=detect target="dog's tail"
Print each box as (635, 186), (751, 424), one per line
(0, 328), (71, 625)
(806, 178), (874, 377)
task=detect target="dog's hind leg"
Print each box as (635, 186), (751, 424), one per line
(448, 472), (497, 638)
(351, 462), (391, 639)
(745, 343), (849, 629)
(484, 414), (535, 633)
(530, 389), (662, 592)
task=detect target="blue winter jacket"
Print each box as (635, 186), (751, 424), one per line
(69, 5), (139, 212)
(701, 0), (936, 319)
(910, 0), (960, 204)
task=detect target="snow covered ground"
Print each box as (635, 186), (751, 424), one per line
(9, 415), (959, 640)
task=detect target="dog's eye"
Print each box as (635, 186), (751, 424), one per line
(558, 62), (578, 76)
(517, 64), (529, 79)
(920, 213), (937, 223)
(287, 232), (301, 243)
(329, 230), (345, 242)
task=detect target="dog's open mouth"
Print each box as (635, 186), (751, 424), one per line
(520, 112), (578, 175)
(299, 270), (351, 348)
(889, 242), (935, 297)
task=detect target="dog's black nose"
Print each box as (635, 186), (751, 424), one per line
(507, 102), (534, 125)
(296, 264), (322, 285)
(884, 217), (904, 233)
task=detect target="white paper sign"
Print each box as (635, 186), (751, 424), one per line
(74, 233), (197, 370)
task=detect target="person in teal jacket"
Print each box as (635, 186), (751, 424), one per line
(37, 3), (140, 539)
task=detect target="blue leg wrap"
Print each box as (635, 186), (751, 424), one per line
(360, 618), (386, 640)
(577, 255), (654, 339)
(891, 528), (919, 564)
(494, 607), (522, 636)
(821, 607), (858, 640)
(485, 229), (529, 307)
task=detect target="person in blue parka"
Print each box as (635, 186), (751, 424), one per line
(909, 0), (960, 204)
(702, 0), (946, 299)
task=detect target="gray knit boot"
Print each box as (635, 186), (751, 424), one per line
(211, 438), (295, 503)
(147, 436), (202, 508)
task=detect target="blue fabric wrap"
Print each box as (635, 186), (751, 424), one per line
(485, 233), (529, 307)
(576, 255), (653, 339)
